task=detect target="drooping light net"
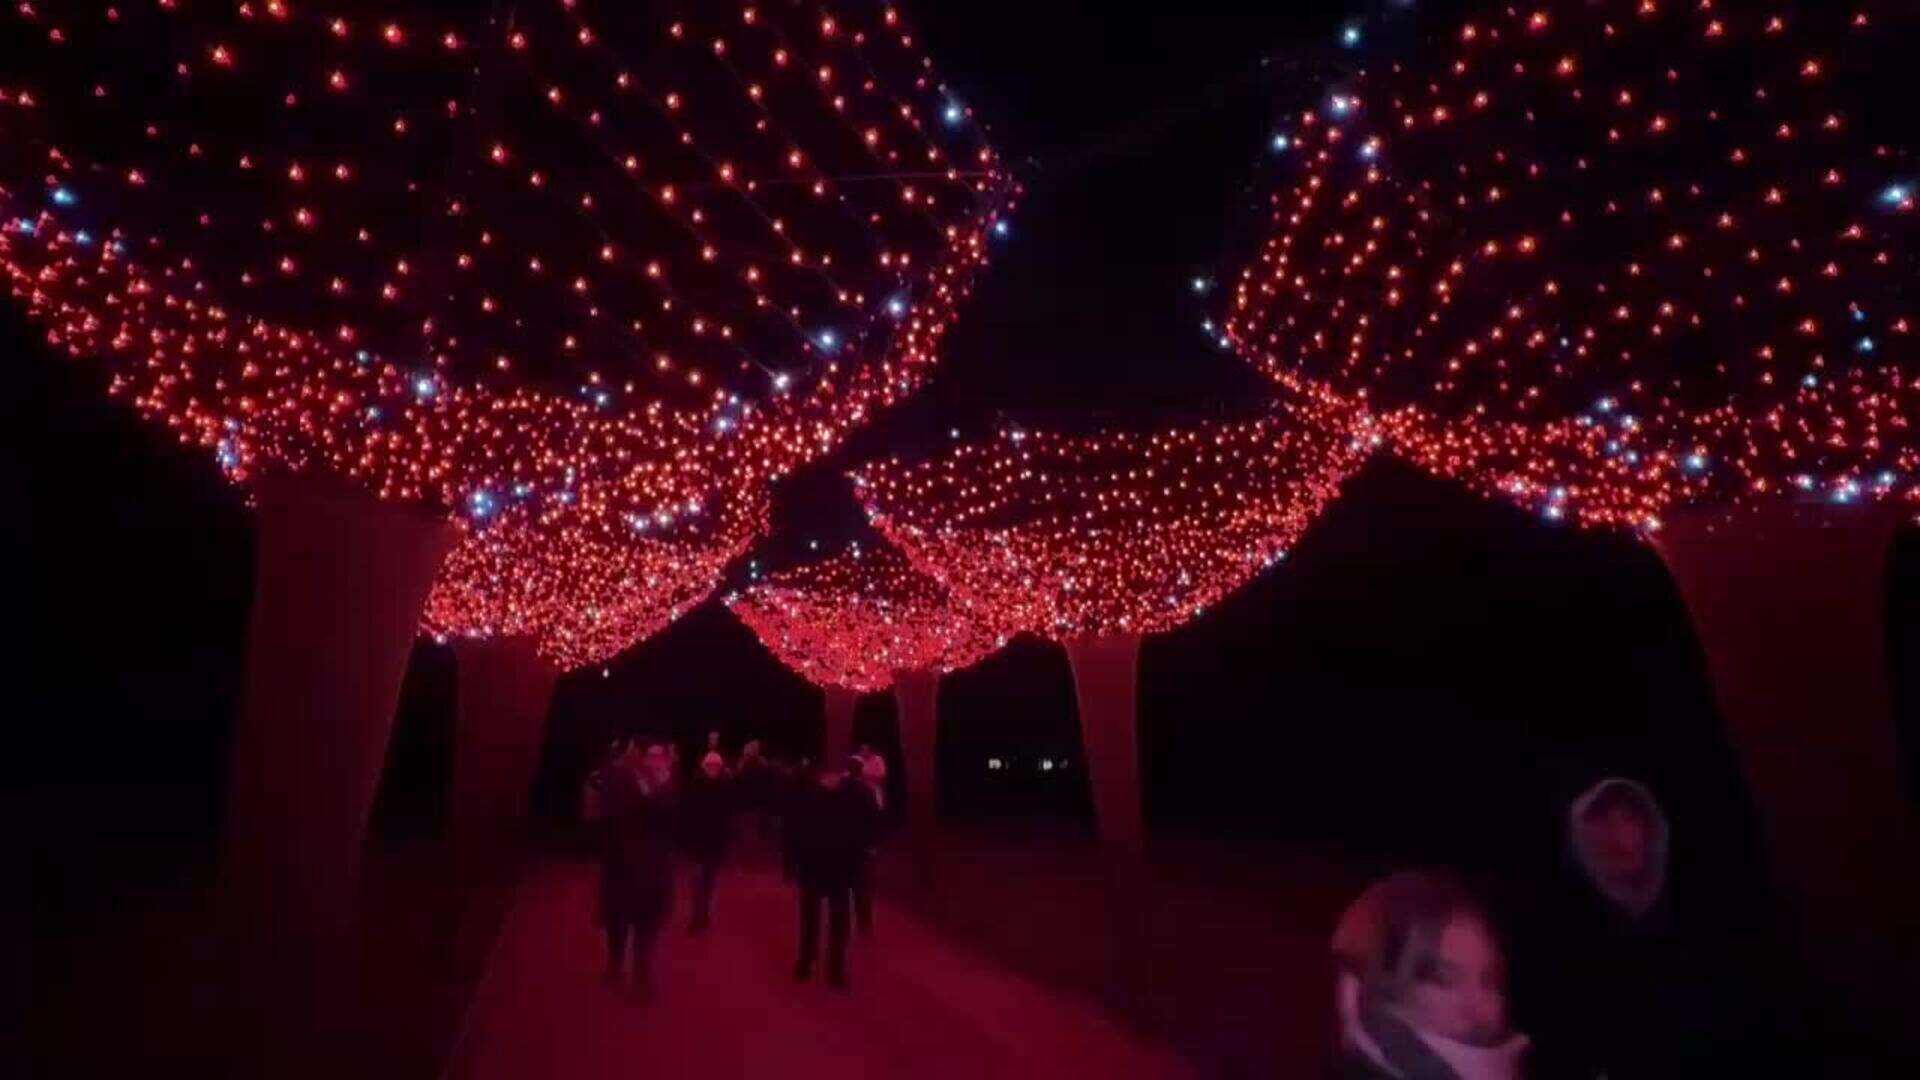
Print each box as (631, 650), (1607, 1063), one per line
(1225, 2), (1919, 531)
(0, 1), (1014, 665)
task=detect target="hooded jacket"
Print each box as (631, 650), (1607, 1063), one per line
(1534, 777), (1725, 1077)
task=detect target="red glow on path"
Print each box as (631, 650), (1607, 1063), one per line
(443, 863), (1197, 1079)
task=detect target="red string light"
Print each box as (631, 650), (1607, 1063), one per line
(726, 539), (1007, 692)
(1226, 2), (1919, 531)
(0, 1), (1014, 667)
(853, 405), (1368, 639)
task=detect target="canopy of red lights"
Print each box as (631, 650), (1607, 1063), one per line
(1225, 2), (1919, 532)
(726, 539), (1007, 693)
(1, 0), (1015, 667)
(854, 403), (1369, 641)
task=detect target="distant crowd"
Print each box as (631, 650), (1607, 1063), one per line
(581, 735), (888, 999)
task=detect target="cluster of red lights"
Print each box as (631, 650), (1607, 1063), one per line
(854, 404), (1368, 639)
(1226, 1), (1918, 531)
(726, 539), (1006, 692)
(1, 1), (1014, 667)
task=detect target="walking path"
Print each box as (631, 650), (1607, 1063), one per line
(441, 860), (1199, 1079)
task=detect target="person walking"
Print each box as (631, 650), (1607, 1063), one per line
(848, 753), (888, 939)
(680, 750), (736, 933)
(787, 763), (875, 990)
(597, 742), (678, 1003)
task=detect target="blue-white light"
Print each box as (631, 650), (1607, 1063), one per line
(1684, 453), (1708, 472)
(713, 415), (734, 434)
(1200, 319), (1215, 333)
(991, 219), (1010, 238)
(772, 372), (792, 393)
(1329, 95), (1354, 117)
(1857, 337), (1876, 353)
(943, 103), (964, 126)
(468, 490), (496, 517)
(1878, 471), (1898, 487)
(50, 187), (77, 207)
(365, 406), (383, 421)
(816, 329), (840, 352)
(1793, 474), (1815, 491)
(1543, 504), (1565, 522)
(1340, 23), (1363, 47)
(1359, 140), (1379, 161)
(355, 349), (372, 364)
(1191, 276), (1210, 294)
(594, 391), (611, 407)
(215, 440), (238, 468)
(1802, 373), (1820, 388)
(886, 296), (908, 318)
(1271, 133), (1292, 152)
(1880, 184), (1910, 207)
(14, 218), (36, 236)
(413, 376), (437, 399)
(74, 230), (93, 246)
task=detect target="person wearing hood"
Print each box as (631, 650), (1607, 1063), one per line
(1523, 776), (1730, 1076)
(1331, 870), (1533, 1080)
(597, 742), (678, 1002)
(680, 750), (736, 933)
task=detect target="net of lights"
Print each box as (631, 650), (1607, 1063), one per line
(724, 538), (1009, 692)
(852, 403), (1371, 640)
(0, 1), (1015, 667)
(1224, 2), (1920, 531)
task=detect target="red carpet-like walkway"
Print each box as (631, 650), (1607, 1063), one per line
(441, 861), (1199, 1080)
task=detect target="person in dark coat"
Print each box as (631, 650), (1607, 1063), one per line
(597, 742), (677, 1001)
(680, 751), (735, 933)
(787, 765), (878, 990)
(847, 752), (889, 939)
(1515, 776), (1735, 1077)
(776, 757), (813, 883)
(735, 740), (776, 849)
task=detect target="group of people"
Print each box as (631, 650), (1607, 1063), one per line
(1331, 776), (1746, 1079)
(582, 734), (890, 1001)
(585, 744), (1745, 1074)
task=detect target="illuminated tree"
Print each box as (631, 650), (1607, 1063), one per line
(856, 405), (1366, 852)
(1224, 1), (1918, 1018)
(0, 0), (1009, 956)
(1, 0), (1013, 664)
(728, 539), (1008, 824)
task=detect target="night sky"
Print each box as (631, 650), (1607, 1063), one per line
(16, 1), (1920, 920)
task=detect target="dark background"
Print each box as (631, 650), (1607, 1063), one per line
(16, 0), (1920, 944)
